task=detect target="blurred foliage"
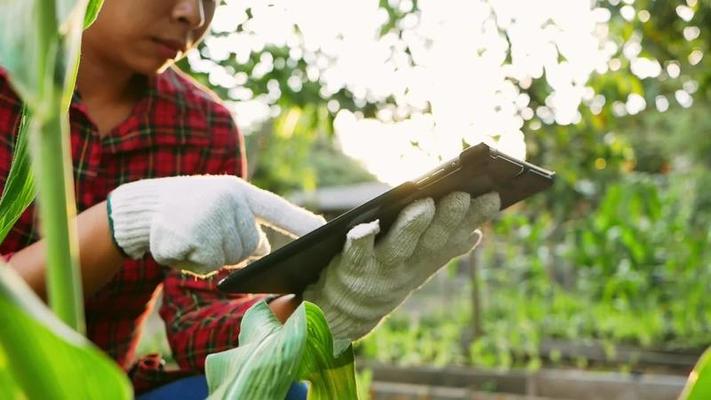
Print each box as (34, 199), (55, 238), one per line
(181, 0), (711, 371)
(176, 39), (380, 193)
(527, 0), (711, 210)
(239, 104), (375, 194)
(359, 0), (711, 371)
(479, 173), (711, 362)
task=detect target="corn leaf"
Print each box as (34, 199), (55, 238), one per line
(56, 0), (85, 29)
(0, 345), (23, 399)
(0, 265), (132, 399)
(205, 301), (359, 399)
(0, 2), (49, 110)
(680, 347), (711, 400)
(0, 0), (86, 115)
(1, 0), (90, 331)
(0, 106), (36, 244)
(83, 0), (103, 28)
(297, 303), (359, 399)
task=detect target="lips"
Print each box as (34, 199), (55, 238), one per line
(152, 38), (187, 59)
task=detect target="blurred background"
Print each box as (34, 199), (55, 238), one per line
(140, 0), (711, 398)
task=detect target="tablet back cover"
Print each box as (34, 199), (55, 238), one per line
(218, 144), (554, 294)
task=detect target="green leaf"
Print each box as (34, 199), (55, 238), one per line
(56, 0), (104, 35)
(0, 265), (132, 399)
(0, 106), (36, 244)
(0, 345), (23, 399)
(83, 0), (104, 28)
(297, 303), (358, 398)
(0, 2), (52, 108)
(680, 347), (711, 400)
(0, 0), (87, 116)
(56, 0), (83, 27)
(206, 301), (358, 400)
(1, 0), (94, 331)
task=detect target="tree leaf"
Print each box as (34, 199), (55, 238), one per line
(0, 106), (36, 244)
(0, 265), (132, 399)
(205, 301), (358, 400)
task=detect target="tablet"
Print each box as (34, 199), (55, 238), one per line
(218, 143), (555, 294)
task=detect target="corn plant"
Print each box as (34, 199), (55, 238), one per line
(0, 0), (132, 399)
(205, 301), (358, 399)
(0, 0), (134, 397)
(0, 0), (105, 332)
(680, 347), (711, 400)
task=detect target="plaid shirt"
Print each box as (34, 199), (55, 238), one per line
(0, 67), (266, 393)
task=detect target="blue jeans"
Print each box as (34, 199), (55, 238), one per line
(137, 375), (308, 400)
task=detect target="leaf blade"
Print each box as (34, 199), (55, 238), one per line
(206, 301), (305, 399)
(206, 301), (359, 400)
(0, 106), (36, 244)
(298, 302), (358, 400)
(0, 265), (132, 399)
(83, 0), (104, 28)
(680, 347), (711, 400)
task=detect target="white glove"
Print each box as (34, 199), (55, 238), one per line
(303, 191), (500, 352)
(107, 175), (325, 275)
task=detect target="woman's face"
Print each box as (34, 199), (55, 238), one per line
(83, 0), (217, 74)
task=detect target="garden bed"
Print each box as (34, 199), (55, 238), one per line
(359, 361), (687, 400)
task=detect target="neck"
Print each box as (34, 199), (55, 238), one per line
(75, 50), (150, 135)
(76, 51), (142, 106)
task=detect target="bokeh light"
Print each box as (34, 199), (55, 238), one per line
(202, 0), (615, 184)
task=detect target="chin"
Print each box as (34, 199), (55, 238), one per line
(131, 58), (176, 76)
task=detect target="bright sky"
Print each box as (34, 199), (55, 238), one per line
(198, 0), (615, 185)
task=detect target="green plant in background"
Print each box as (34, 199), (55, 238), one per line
(206, 301), (358, 399)
(183, 1), (711, 376)
(360, 170), (711, 373)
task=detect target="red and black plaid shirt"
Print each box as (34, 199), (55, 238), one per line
(0, 67), (266, 393)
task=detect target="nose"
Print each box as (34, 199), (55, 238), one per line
(172, 0), (205, 29)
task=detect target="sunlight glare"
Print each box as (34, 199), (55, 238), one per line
(207, 0), (611, 185)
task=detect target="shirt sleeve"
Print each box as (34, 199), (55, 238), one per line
(0, 67), (20, 179)
(1, 68), (28, 256)
(158, 269), (268, 371)
(158, 100), (265, 372)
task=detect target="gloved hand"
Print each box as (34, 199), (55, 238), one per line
(107, 175), (326, 275)
(303, 191), (500, 352)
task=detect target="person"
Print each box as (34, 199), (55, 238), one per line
(0, 0), (500, 398)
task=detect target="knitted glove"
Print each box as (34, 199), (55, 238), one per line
(107, 175), (325, 275)
(303, 191), (500, 353)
